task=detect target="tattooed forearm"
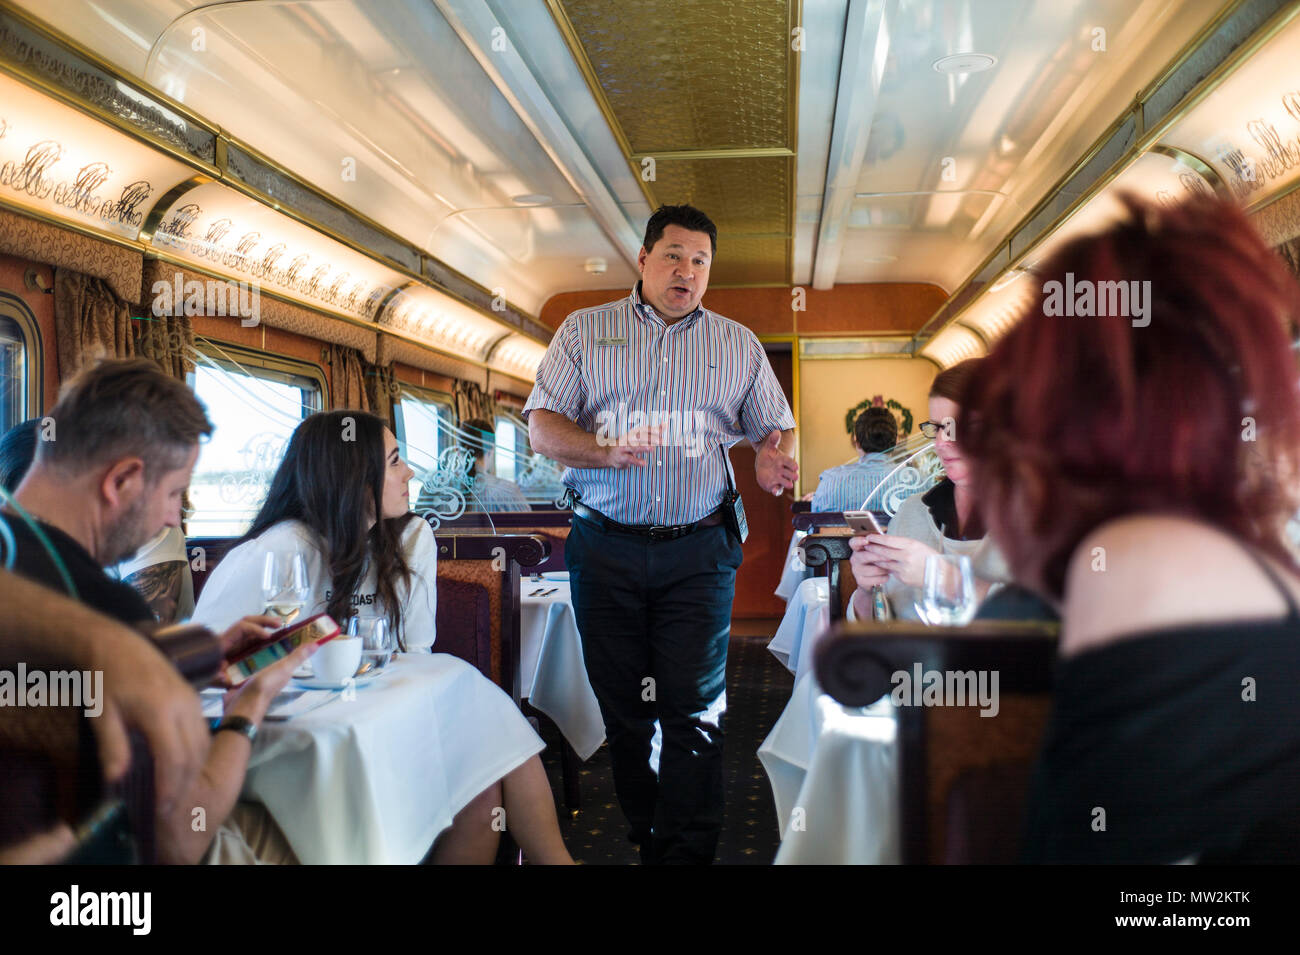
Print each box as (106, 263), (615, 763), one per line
(124, 561), (184, 624)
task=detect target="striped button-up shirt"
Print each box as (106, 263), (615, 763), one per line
(810, 453), (910, 512)
(523, 284), (795, 525)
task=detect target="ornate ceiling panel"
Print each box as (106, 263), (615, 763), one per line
(550, 0), (798, 285)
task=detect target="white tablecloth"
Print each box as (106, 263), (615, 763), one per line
(758, 671), (899, 864)
(767, 577), (830, 680)
(242, 653), (544, 864)
(775, 529), (812, 601)
(520, 578), (605, 760)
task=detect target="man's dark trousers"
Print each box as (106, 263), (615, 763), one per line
(566, 513), (742, 864)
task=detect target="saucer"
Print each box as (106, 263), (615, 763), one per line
(291, 668), (387, 690)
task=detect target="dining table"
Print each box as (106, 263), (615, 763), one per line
(767, 576), (830, 680)
(758, 671), (899, 864)
(519, 575), (605, 760)
(238, 651), (545, 864)
(759, 576), (901, 864)
(775, 529), (812, 601)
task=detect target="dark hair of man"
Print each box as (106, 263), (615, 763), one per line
(242, 410), (415, 648)
(461, 417), (494, 478)
(854, 407), (899, 454)
(0, 418), (40, 493)
(38, 359), (213, 482)
(642, 204), (718, 256)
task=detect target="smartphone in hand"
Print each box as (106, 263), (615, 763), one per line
(844, 510), (885, 535)
(223, 613), (339, 685)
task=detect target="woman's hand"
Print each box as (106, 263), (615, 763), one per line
(855, 534), (941, 589)
(222, 642), (318, 726)
(848, 535), (891, 591)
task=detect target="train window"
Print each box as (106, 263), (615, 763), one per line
(493, 412), (520, 483)
(393, 386), (455, 500)
(0, 316), (26, 433)
(186, 345), (324, 536)
(0, 293), (40, 434)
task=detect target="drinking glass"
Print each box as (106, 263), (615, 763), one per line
(919, 554), (976, 626)
(262, 551), (310, 625)
(347, 616), (394, 674)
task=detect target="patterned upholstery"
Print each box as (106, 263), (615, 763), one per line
(433, 559), (506, 685)
(433, 577), (491, 678)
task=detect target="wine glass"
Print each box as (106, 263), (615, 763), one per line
(262, 551), (309, 625)
(347, 615), (393, 674)
(919, 554), (976, 626)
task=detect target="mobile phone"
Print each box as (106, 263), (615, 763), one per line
(844, 510), (885, 535)
(223, 613), (340, 685)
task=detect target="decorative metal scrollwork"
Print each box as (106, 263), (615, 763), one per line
(413, 446), (475, 529)
(218, 432), (288, 505)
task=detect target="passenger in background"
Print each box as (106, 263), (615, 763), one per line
(113, 525), (195, 624)
(846, 359), (1010, 620)
(192, 410), (572, 864)
(961, 196), (1300, 863)
(0, 358), (310, 864)
(808, 407), (902, 512)
(0, 417), (39, 493)
(461, 417), (531, 512)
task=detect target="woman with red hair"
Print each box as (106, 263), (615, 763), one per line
(960, 196), (1300, 863)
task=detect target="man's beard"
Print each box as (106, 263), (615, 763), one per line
(101, 494), (154, 567)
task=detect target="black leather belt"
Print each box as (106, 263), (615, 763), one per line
(569, 499), (723, 541)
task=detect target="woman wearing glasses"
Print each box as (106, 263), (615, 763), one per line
(846, 359), (1011, 621)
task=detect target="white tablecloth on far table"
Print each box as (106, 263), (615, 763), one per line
(767, 577), (830, 680)
(758, 670), (899, 864)
(242, 653), (544, 864)
(775, 529), (812, 601)
(520, 578), (605, 760)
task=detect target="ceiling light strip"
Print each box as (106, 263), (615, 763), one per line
(811, 0), (891, 290)
(433, 0), (643, 269)
(911, 0), (1292, 351)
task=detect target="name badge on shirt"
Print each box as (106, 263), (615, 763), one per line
(596, 336), (627, 346)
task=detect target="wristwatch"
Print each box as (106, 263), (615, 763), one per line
(211, 715), (257, 744)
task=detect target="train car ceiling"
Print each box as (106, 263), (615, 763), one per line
(1, 1), (1297, 376)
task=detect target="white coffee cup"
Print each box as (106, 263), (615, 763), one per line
(312, 637), (362, 684)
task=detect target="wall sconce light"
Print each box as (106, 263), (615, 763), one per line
(23, 269), (52, 294)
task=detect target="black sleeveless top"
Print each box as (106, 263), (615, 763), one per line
(1021, 549), (1300, 863)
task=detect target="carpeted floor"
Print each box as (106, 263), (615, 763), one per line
(536, 620), (794, 865)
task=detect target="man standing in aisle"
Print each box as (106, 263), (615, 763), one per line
(524, 205), (797, 864)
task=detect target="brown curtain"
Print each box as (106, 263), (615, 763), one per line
(325, 344), (369, 412)
(363, 359), (399, 428)
(135, 312), (195, 381)
(54, 267), (134, 380)
(54, 267), (194, 382)
(454, 378), (496, 424)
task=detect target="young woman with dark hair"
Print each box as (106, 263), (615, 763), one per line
(960, 196), (1300, 863)
(192, 410), (573, 864)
